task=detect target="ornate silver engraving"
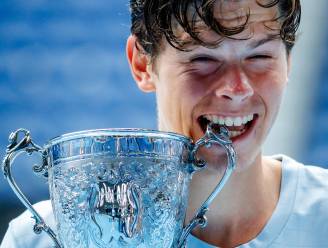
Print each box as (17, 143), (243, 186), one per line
(89, 181), (142, 240)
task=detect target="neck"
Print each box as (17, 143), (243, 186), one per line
(186, 154), (282, 247)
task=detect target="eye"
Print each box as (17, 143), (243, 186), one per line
(247, 54), (273, 60)
(190, 56), (217, 63)
(184, 55), (222, 76)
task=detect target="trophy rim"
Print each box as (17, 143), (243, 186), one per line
(45, 128), (192, 148)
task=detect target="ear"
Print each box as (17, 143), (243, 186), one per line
(126, 35), (156, 92)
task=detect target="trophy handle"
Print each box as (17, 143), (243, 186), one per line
(2, 129), (62, 248)
(177, 124), (236, 248)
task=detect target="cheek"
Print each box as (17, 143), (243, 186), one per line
(179, 72), (217, 99)
(249, 61), (288, 93)
(154, 76), (195, 126)
(253, 69), (287, 121)
(164, 69), (209, 102)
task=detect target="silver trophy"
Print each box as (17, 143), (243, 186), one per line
(2, 124), (236, 248)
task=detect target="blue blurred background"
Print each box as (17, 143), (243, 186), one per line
(0, 0), (327, 241)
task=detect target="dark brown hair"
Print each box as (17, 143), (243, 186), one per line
(130, 0), (301, 57)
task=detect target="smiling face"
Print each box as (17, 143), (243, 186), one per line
(127, 0), (290, 171)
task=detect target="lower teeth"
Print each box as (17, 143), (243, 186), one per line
(206, 122), (247, 139)
(229, 129), (246, 138)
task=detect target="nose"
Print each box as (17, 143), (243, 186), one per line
(215, 65), (254, 103)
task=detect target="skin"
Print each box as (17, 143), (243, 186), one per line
(127, 0), (291, 247)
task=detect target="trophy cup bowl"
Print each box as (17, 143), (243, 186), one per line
(2, 125), (235, 248)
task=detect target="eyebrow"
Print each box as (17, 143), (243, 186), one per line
(247, 35), (279, 49)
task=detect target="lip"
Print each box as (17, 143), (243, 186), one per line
(199, 112), (256, 118)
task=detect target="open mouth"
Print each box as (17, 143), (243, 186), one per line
(198, 113), (258, 141)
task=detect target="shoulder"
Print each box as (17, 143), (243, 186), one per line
(276, 154), (328, 189)
(299, 162), (328, 187)
(294, 159), (328, 213)
(10, 200), (55, 231)
(292, 156), (328, 200)
(266, 155), (328, 246)
(1, 200), (55, 248)
(283, 156), (328, 239)
(279, 154), (328, 205)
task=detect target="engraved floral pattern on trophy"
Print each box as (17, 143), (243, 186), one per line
(48, 135), (192, 248)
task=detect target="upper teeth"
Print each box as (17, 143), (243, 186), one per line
(204, 114), (254, 127)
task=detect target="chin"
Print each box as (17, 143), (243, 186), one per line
(195, 138), (262, 175)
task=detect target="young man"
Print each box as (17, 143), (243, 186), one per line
(2, 0), (328, 247)
(126, 0), (328, 247)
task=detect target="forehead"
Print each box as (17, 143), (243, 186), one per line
(214, 0), (279, 26)
(173, 0), (280, 44)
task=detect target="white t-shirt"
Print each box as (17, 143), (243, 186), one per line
(2, 155), (328, 248)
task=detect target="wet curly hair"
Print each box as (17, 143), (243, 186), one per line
(130, 0), (301, 57)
